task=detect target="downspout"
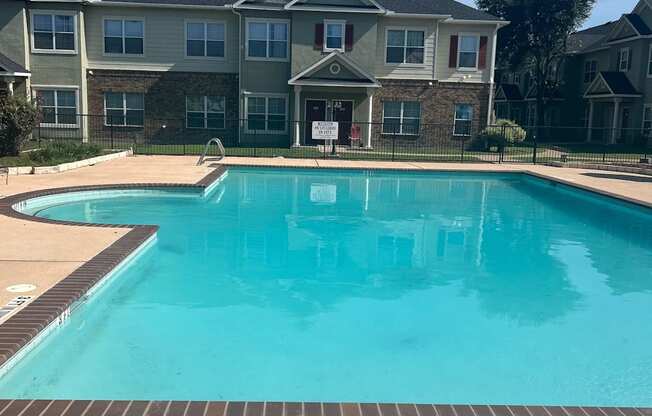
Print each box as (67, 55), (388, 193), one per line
(486, 25), (499, 126)
(231, 6), (243, 144)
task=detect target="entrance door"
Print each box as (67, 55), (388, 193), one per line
(305, 100), (327, 145)
(621, 106), (631, 142)
(332, 100), (353, 145)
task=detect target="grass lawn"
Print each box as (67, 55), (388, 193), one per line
(0, 142), (111, 167)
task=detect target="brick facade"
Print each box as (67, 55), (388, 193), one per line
(87, 70), (239, 146)
(371, 79), (490, 148)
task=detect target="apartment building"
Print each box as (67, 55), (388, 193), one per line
(0, 0), (505, 147)
(495, 0), (652, 145)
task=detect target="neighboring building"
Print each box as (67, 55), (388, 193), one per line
(0, 0), (505, 147)
(495, 0), (652, 145)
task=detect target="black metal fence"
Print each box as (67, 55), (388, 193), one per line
(30, 114), (652, 165)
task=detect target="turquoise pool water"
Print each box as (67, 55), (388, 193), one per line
(1, 168), (651, 406)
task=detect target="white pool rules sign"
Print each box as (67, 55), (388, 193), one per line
(312, 121), (339, 141)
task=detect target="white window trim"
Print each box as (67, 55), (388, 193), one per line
(103, 92), (145, 128)
(245, 18), (290, 62)
(102, 17), (145, 57)
(618, 47), (630, 72)
(642, 104), (652, 137)
(647, 44), (652, 78)
(30, 11), (78, 55)
(584, 60), (597, 83)
(323, 19), (346, 53)
(244, 93), (289, 134)
(185, 95), (226, 129)
(457, 33), (480, 72)
(384, 26), (427, 68)
(453, 103), (473, 136)
(381, 101), (421, 136)
(32, 85), (80, 128)
(184, 19), (227, 61)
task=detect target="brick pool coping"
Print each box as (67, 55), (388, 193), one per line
(0, 401), (649, 416)
(0, 164), (650, 415)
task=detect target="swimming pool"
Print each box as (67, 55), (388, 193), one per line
(1, 167), (651, 406)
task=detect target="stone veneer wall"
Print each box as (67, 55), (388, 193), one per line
(86, 70), (239, 146)
(371, 80), (490, 149)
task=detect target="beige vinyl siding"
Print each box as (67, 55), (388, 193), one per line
(291, 11), (377, 77)
(84, 6), (238, 73)
(435, 22), (495, 84)
(374, 17), (438, 80)
(0, 2), (29, 70)
(28, 4), (84, 87)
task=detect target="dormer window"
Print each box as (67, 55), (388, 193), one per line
(324, 20), (345, 52)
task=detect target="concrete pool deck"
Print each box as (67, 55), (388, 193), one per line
(0, 155), (651, 414)
(1, 155), (651, 319)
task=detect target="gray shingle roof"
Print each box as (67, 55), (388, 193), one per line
(376, 0), (501, 20)
(496, 84), (522, 101)
(0, 52), (28, 74)
(102, 0), (232, 5)
(599, 71), (639, 95)
(624, 13), (652, 35)
(97, 0), (501, 20)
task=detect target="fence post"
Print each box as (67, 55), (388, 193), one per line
(392, 131), (396, 161)
(532, 129), (538, 164)
(110, 116), (114, 150)
(460, 130), (465, 163)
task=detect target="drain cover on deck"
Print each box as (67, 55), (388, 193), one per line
(6, 284), (37, 293)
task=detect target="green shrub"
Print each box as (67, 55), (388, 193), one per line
(27, 142), (104, 164)
(478, 119), (528, 151)
(0, 95), (39, 157)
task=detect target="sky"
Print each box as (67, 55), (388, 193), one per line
(459, 0), (640, 29)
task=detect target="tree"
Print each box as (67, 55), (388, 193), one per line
(0, 94), (39, 157)
(477, 0), (594, 127)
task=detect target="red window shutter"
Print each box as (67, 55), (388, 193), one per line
(315, 24), (324, 50)
(478, 36), (488, 69)
(449, 35), (459, 68)
(345, 24), (354, 51)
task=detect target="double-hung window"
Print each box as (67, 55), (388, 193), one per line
(186, 96), (225, 129)
(35, 89), (78, 127)
(453, 104), (473, 136)
(382, 101), (421, 135)
(458, 35), (479, 69)
(104, 92), (144, 127)
(247, 20), (288, 60)
(643, 105), (652, 137)
(32, 13), (75, 52)
(584, 60), (597, 83)
(386, 29), (425, 65)
(186, 21), (225, 58)
(324, 20), (345, 52)
(618, 48), (631, 72)
(246, 96), (287, 133)
(104, 19), (144, 55)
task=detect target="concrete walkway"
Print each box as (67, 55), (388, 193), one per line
(0, 155), (650, 321)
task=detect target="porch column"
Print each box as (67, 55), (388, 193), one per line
(587, 101), (594, 142)
(365, 88), (374, 149)
(293, 86), (302, 147)
(7, 80), (14, 96)
(611, 99), (621, 144)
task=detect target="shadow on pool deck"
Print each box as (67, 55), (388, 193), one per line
(582, 172), (652, 183)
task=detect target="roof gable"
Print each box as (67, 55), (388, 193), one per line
(288, 52), (380, 87)
(605, 13), (652, 43)
(584, 71), (641, 97)
(0, 53), (29, 76)
(495, 84), (522, 101)
(284, 0), (384, 12)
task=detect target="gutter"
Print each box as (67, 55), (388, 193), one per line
(231, 6), (243, 145)
(87, 0), (233, 9)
